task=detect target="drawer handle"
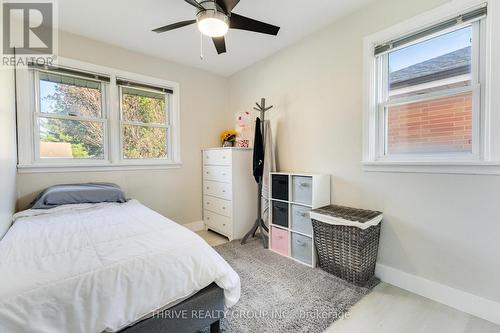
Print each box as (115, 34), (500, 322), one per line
(222, 190), (226, 193)
(296, 212), (307, 217)
(206, 187), (210, 190)
(207, 217), (210, 220)
(299, 182), (310, 188)
(296, 240), (307, 247)
(206, 202), (210, 205)
(206, 171), (209, 174)
(277, 236), (283, 239)
(223, 223), (226, 226)
(222, 173), (227, 176)
(222, 207), (226, 210)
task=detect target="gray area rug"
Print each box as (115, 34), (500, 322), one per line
(212, 238), (377, 333)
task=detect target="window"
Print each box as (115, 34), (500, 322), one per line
(36, 69), (108, 160)
(118, 81), (172, 160)
(16, 59), (181, 172)
(364, 4), (490, 172)
(383, 26), (476, 156)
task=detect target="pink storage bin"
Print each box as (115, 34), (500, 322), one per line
(271, 226), (289, 256)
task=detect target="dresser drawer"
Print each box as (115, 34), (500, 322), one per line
(204, 181), (232, 200)
(204, 195), (232, 218)
(203, 149), (231, 166)
(291, 204), (312, 236)
(204, 210), (232, 235)
(203, 166), (232, 183)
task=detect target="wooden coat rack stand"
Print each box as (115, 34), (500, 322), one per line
(241, 98), (273, 248)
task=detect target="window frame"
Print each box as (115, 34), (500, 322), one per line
(33, 69), (110, 164)
(16, 57), (182, 173)
(118, 84), (172, 162)
(362, 0), (498, 174)
(376, 18), (483, 161)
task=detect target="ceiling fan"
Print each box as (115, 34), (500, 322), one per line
(152, 0), (280, 55)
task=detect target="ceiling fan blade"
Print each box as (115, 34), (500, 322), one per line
(216, 0), (240, 14)
(184, 0), (204, 10)
(212, 36), (227, 54)
(229, 13), (280, 36)
(152, 20), (196, 33)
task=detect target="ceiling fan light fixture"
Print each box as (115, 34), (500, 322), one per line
(197, 10), (229, 37)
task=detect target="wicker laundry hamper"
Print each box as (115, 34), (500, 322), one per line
(310, 205), (383, 287)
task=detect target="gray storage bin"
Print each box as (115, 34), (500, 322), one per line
(292, 176), (312, 205)
(291, 204), (312, 235)
(291, 232), (313, 265)
(272, 201), (289, 228)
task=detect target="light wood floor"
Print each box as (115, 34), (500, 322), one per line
(196, 230), (500, 333)
(196, 229), (229, 246)
(326, 282), (500, 333)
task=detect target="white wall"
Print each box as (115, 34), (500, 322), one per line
(16, 31), (232, 225)
(228, 0), (500, 321)
(0, 66), (18, 239)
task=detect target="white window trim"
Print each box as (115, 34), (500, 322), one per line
(16, 57), (182, 173)
(362, 0), (500, 175)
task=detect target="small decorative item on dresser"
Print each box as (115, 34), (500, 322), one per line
(235, 111), (254, 148)
(220, 130), (237, 147)
(310, 205), (383, 287)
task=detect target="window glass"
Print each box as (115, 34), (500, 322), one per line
(120, 84), (169, 160)
(121, 87), (167, 124)
(39, 118), (105, 159)
(39, 73), (102, 118)
(122, 125), (167, 159)
(388, 26), (472, 98)
(386, 92), (472, 155)
(380, 25), (477, 156)
(37, 71), (105, 159)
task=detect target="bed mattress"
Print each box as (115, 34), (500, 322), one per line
(0, 200), (240, 333)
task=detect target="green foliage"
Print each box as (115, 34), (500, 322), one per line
(71, 143), (90, 158)
(41, 82), (167, 159)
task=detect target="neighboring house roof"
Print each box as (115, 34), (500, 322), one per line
(390, 46), (471, 89)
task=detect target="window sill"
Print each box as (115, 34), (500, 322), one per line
(362, 161), (500, 175)
(17, 162), (182, 174)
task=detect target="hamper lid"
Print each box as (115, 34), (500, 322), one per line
(310, 205), (383, 230)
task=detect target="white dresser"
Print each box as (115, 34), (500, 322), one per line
(202, 148), (257, 241)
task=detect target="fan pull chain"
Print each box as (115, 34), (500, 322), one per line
(200, 33), (204, 60)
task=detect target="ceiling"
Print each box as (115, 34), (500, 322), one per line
(58, 0), (374, 77)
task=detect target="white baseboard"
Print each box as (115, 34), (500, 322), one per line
(184, 221), (205, 232)
(376, 263), (500, 325)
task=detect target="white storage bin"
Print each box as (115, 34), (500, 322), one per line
(292, 176), (313, 205)
(291, 232), (313, 265)
(291, 204), (312, 236)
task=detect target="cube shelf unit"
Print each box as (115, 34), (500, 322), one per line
(269, 172), (330, 267)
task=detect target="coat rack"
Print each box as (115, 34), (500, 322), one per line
(241, 98), (273, 248)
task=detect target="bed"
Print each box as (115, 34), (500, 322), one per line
(0, 198), (240, 333)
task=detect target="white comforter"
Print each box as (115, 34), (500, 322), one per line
(0, 200), (240, 333)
